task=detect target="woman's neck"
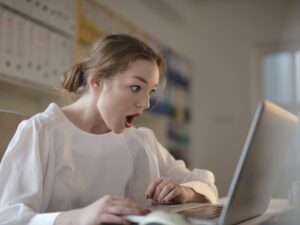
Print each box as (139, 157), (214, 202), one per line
(61, 96), (110, 134)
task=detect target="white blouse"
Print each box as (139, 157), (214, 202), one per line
(0, 103), (218, 225)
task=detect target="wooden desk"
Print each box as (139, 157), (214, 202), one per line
(238, 199), (292, 225)
(126, 199), (293, 225)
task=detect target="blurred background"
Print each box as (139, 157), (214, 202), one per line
(0, 0), (300, 197)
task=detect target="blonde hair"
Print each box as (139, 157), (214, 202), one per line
(62, 34), (165, 94)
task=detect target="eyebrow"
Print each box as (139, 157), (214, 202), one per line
(133, 76), (159, 87)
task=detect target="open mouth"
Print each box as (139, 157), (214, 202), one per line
(125, 113), (140, 128)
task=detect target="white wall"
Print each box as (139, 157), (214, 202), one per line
(99, 0), (300, 196)
(189, 0), (300, 196)
(191, 0), (300, 196)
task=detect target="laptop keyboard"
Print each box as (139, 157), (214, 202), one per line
(177, 204), (223, 219)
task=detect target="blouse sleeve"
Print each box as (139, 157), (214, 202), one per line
(0, 119), (59, 225)
(136, 127), (218, 203)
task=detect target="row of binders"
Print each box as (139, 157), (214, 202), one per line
(0, 0), (76, 36)
(0, 7), (75, 87)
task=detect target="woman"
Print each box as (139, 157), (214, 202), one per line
(0, 34), (218, 225)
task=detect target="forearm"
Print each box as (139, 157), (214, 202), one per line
(54, 209), (82, 225)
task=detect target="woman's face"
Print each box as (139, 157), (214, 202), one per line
(96, 59), (160, 133)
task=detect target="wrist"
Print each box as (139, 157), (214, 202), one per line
(183, 186), (209, 203)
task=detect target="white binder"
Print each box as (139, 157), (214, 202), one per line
(33, 25), (46, 84)
(0, 7), (4, 74)
(23, 20), (36, 83)
(14, 15), (26, 79)
(50, 33), (62, 87)
(2, 10), (16, 77)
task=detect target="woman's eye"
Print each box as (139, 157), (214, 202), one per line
(130, 86), (141, 93)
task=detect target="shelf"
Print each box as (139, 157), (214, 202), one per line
(0, 72), (64, 98)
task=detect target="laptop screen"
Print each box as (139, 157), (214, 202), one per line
(219, 100), (298, 225)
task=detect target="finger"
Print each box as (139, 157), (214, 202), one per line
(161, 188), (178, 204)
(145, 177), (165, 199)
(145, 177), (164, 199)
(152, 178), (172, 201)
(99, 213), (130, 225)
(156, 183), (176, 203)
(107, 204), (149, 216)
(111, 198), (149, 214)
(108, 196), (146, 209)
(107, 198), (150, 215)
(117, 197), (149, 210)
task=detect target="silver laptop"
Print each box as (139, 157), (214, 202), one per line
(126, 100), (298, 225)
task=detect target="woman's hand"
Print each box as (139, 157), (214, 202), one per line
(54, 195), (149, 225)
(145, 177), (209, 205)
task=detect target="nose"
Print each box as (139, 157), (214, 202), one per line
(137, 95), (150, 110)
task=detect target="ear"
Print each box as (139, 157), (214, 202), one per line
(88, 76), (102, 90)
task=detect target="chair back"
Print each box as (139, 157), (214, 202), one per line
(0, 110), (29, 161)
